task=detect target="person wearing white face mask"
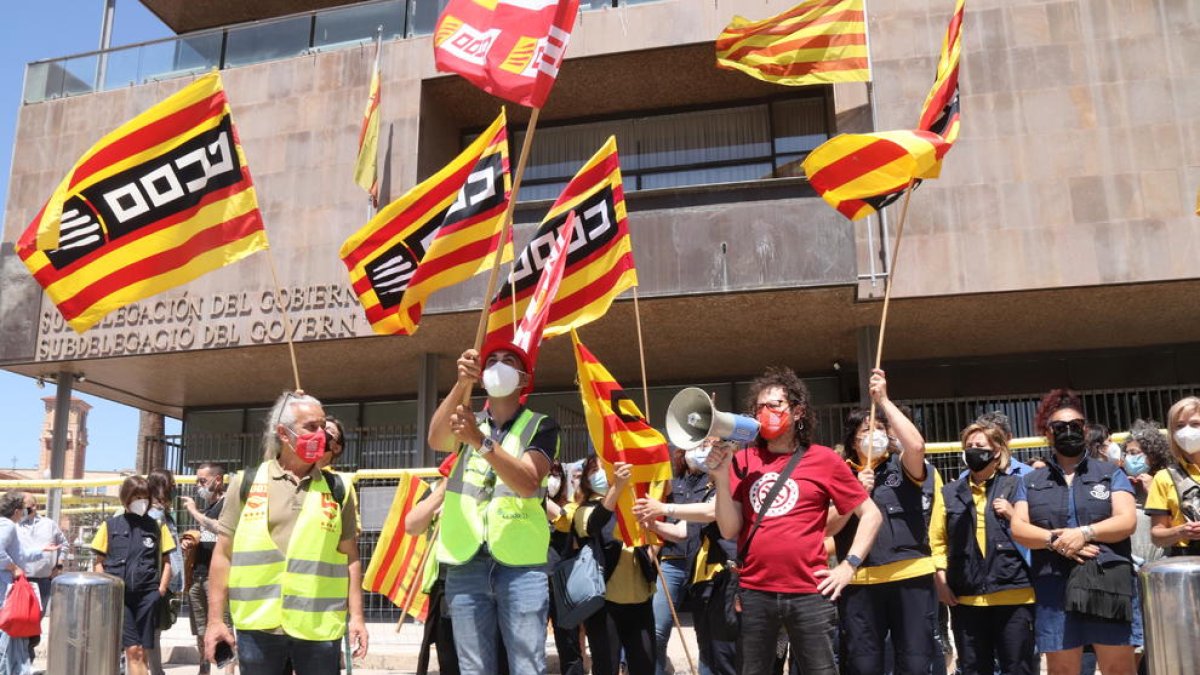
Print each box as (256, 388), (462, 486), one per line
(1147, 396), (1200, 557)
(544, 461), (584, 675)
(427, 340), (561, 675)
(827, 368), (942, 675)
(92, 475), (176, 675)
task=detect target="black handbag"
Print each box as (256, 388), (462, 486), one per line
(704, 447), (808, 641)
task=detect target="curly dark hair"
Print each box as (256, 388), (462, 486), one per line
(1125, 419), (1171, 474)
(744, 367), (817, 449)
(1033, 388), (1085, 437)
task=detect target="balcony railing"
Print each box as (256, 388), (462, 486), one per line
(23, 0), (661, 104)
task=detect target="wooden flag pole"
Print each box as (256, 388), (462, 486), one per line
(866, 182), (915, 437)
(396, 522), (440, 632)
(465, 107), (542, 405)
(631, 286), (698, 675)
(263, 248), (302, 391)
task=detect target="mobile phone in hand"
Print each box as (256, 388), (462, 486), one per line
(214, 640), (235, 668)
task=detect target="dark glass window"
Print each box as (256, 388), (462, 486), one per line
(493, 96), (829, 201)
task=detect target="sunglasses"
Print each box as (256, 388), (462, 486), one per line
(1048, 419), (1085, 436)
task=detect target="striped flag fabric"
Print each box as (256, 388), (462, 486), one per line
(918, 0), (965, 147)
(572, 329), (672, 547)
(485, 137), (636, 344)
(354, 34), (383, 202)
(16, 72), (267, 333)
(362, 473), (431, 621)
(715, 0), (870, 86)
(511, 211), (576, 369)
(434, 0), (579, 108)
(800, 0), (966, 220)
(802, 129), (948, 220)
(340, 109), (512, 335)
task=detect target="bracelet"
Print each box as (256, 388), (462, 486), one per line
(666, 504), (676, 518)
(1081, 525), (1096, 543)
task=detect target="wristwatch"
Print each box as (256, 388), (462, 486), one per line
(845, 554), (863, 569)
(1047, 531), (1060, 549)
(478, 437), (496, 456)
(1081, 525), (1096, 543)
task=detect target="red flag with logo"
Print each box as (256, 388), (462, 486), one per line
(433, 0), (579, 108)
(511, 211), (575, 368)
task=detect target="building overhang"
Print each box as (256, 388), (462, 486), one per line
(139, 0), (360, 34)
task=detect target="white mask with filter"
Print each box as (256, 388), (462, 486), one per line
(482, 362), (521, 398)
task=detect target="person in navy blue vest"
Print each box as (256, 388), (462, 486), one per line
(930, 422), (1036, 674)
(92, 475), (177, 675)
(1009, 389), (1140, 675)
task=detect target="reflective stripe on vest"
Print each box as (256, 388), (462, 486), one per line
(438, 408), (550, 567)
(228, 464), (349, 640)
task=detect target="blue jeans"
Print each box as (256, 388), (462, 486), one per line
(446, 552), (550, 675)
(235, 630), (340, 675)
(652, 558), (690, 675)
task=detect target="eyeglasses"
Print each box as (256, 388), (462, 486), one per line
(754, 400), (791, 413)
(1048, 419), (1085, 436)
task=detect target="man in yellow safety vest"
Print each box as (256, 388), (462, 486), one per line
(428, 340), (561, 675)
(203, 391), (368, 674)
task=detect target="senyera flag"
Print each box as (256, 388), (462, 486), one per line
(716, 0), (870, 86)
(362, 473), (431, 621)
(572, 329), (671, 547)
(433, 0), (580, 108)
(801, 129), (948, 220)
(16, 71), (267, 333)
(486, 136), (636, 345)
(340, 109), (512, 335)
(918, 0), (964, 147)
(801, 0), (965, 221)
(354, 33), (383, 203)
(511, 211), (575, 368)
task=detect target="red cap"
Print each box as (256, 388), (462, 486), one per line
(479, 338), (535, 398)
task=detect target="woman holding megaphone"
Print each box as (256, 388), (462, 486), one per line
(828, 369), (942, 675)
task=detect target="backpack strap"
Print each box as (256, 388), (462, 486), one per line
(239, 463), (259, 505)
(1166, 464), (1200, 520)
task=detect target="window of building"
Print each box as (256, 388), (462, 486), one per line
(502, 96), (829, 201)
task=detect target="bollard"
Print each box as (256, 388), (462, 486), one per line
(47, 572), (124, 675)
(1139, 557), (1200, 675)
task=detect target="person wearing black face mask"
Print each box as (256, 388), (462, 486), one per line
(929, 424), (1035, 674)
(1009, 389), (1140, 675)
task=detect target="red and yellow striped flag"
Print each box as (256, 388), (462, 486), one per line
(918, 0), (964, 147)
(340, 109), (512, 335)
(362, 473), (431, 621)
(485, 137), (636, 344)
(16, 72), (267, 333)
(572, 330), (671, 547)
(802, 129), (948, 220)
(715, 0), (869, 86)
(354, 34), (383, 202)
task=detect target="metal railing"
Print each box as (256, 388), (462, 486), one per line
(23, 0), (659, 104)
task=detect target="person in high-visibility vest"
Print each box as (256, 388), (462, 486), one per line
(203, 391), (368, 674)
(427, 340), (561, 675)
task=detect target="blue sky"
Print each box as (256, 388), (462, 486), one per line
(1, 1), (178, 472)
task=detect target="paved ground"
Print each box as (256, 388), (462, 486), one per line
(32, 611), (704, 674)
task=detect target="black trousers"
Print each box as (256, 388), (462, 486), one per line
(549, 582), (585, 675)
(838, 574), (939, 675)
(583, 599), (656, 675)
(739, 589), (838, 675)
(950, 603), (1036, 675)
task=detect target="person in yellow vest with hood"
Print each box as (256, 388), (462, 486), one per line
(203, 391), (368, 674)
(428, 340), (562, 675)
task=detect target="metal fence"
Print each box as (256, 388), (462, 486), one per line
(142, 382), (1199, 621)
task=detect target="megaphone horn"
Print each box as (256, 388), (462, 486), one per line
(665, 387), (760, 450)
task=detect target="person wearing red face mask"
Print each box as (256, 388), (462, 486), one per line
(204, 391), (368, 675)
(708, 367), (881, 674)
